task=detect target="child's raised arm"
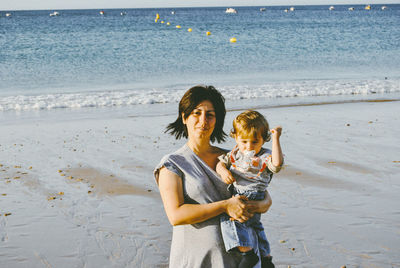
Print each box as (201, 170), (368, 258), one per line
(216, 161), (236, 184)
(270, 126), (284, 168)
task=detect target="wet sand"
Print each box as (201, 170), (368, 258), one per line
(1, 99), (399, 267)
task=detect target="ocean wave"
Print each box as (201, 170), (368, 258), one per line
(1, 79), (399, 111)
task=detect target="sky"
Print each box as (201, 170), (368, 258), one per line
(1, 0), (398, 11)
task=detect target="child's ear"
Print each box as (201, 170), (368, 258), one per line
(229, 130), (235, 138)
(262, 139), (267, 145)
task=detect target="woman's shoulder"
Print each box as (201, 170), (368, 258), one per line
(154, 145), (189, 181)
(157, 145), (227, 171)
(159, 145), (190, 163)
(211, 146), (229, 155)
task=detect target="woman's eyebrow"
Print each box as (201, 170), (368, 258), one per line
(193, 108), (215, 112)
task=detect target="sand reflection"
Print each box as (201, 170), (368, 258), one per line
(63, 167), (156, 197)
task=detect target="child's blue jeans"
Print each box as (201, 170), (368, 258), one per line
(220, 190), (270, 257)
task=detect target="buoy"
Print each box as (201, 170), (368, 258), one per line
(176, 25), (181, 29)
(188, 28), (192, 32)
(206, 31), (211, 36)
(167, 22), (170, 26)
(156, 13), (160, 19)
(161, 20), (164, 24)
(155, 19), (158, 23)
(230, 37), (237, 43)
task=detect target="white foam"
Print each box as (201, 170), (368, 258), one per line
(218, 78), (400, 100)
(1, 78), (399, 111)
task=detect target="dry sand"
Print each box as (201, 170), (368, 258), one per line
(1, 99), (399, 267)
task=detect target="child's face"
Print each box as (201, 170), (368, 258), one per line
(235, 132), (264, 155)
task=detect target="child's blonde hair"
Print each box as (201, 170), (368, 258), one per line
(230, 110), (271, 142)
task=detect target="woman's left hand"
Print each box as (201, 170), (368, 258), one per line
(245, 190), (272, 214)
(226, 195), (254, 222)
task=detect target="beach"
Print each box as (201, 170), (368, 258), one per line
(1, 98), (399, 267)
(1, 5), (400, 267)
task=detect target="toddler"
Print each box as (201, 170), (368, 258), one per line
(216, 110), (283, 268)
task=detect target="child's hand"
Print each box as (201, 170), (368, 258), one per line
(221, 169), (236, 184)
(270, 126), (282, 138)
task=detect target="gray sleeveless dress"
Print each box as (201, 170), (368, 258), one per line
(154, 144), (261, 268)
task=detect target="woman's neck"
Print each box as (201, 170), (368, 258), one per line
(187, 138), (219, 170)
(187, 138), (212, 155)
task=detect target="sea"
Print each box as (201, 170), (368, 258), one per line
(1, 4), (399, 114)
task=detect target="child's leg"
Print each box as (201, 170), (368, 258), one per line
(251, 217), (275, 268)
(251, 215), (270, 257)
(220, 214), (259, 268)
(238, 246), (252, 252)
(220, 215), (256, 253)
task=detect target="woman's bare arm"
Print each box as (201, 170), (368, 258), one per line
(158, 167), (253, 226)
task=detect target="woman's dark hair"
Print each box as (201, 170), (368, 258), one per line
(165, 85), (227, 143)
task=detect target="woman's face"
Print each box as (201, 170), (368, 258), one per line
(183, 100), (216, 141)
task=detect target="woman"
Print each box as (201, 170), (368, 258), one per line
(154, 85), (272, 267)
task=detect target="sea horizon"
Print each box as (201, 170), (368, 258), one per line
(1, 3), (399, 12)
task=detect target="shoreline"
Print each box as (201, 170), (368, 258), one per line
(229, 97), (400, 112)
(2, 77), (400, 114)
(2, 92), (400, 125)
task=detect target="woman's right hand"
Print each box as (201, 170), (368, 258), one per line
(225, 195), (254, 223)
